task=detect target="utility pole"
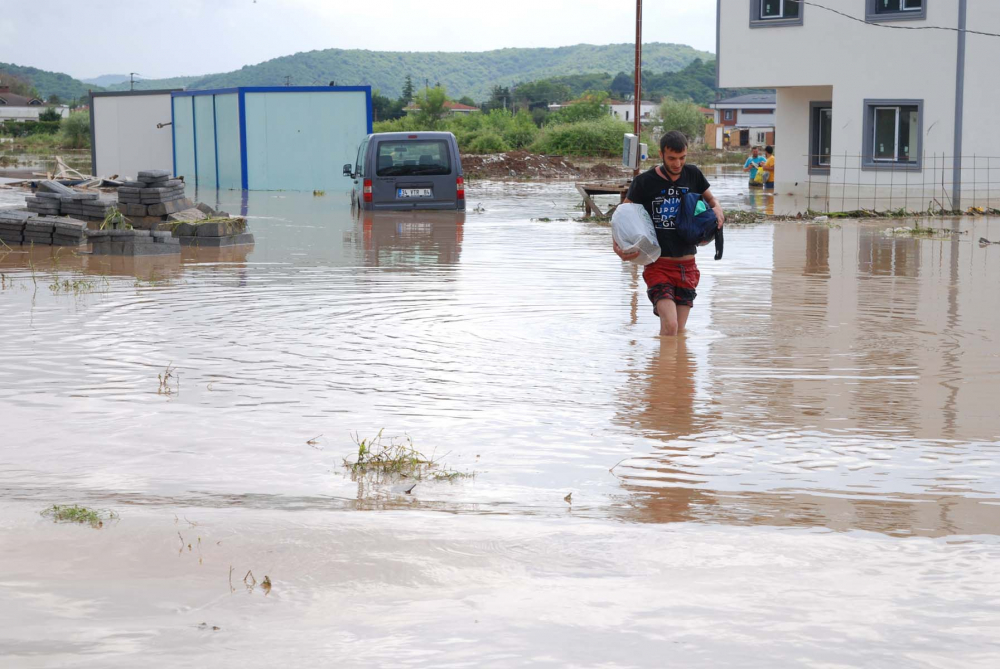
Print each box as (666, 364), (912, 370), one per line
(129, 73), (140, 91)
(633, 0), (643, 177)
(284, 75), (291, 87)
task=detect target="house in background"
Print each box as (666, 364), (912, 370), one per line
(718, 0), (997, 208)
(608, 99), (659, 122)
(0, 84), (69, 122)
(405, 100), (480, 116)
(709, 93), (776, 148)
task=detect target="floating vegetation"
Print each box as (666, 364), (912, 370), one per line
(885, 224), (963, 238)
(313, 190), (326, 197)
(48, 278), (96, 294)
(158, 362), (179, 395)
(343, 429), (473, 493)
(41, 504), (118, 528)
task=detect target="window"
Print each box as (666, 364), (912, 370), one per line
(724, 110), (734, 121)
(867, 0), (926, 21)
(375, 140), (451, 177)
(750, 0), (803, 27)
(809, 102), (832, 173)
(862, 99), (923, 171)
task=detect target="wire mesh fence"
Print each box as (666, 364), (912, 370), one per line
(801, 153), (1000, 215)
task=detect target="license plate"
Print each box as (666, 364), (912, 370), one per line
(397, 188), (432, 199)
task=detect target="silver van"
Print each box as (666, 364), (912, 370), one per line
(344, 131), (465, 211)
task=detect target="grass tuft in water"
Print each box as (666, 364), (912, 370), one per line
(344, 429), (473, 491)
(42, 504), (118, 528)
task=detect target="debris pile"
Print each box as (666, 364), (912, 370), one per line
(171, 215), (253, 248)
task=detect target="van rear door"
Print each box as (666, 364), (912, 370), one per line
(371, 138), (458, 210)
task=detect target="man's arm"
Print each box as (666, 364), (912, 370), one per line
(702, 188), (725, 229)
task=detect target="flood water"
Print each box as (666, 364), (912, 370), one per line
(2, 174), (1000, 667)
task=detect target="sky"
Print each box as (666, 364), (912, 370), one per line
(0, 0), (718, 81)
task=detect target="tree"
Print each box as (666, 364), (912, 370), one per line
(457, 96), (477, 107)
(659, 97), (707, 142)
(610, 72), (634, 99)
(60, 110), (91, 149)
(0, 71), (40, 100)
(548, 90), (609, 125)
(47, 94), (62, 105)
(401, 75), (414, 104)
(39, 107), (62, 122)
(413, 86), (448, 129)
(372, 89), (405, 122)
(483, 85), (512, 112)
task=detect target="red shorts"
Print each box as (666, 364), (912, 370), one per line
(643, 257), (700, 312)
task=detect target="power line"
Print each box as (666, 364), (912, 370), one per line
(790, 0), (1000, 38)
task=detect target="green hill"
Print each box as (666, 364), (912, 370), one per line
(0, 62), (101, 101)
(127, 43), (715, 101)
(104, 75), (207, 92)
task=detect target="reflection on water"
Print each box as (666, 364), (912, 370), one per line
(2, 182), (1000, 665)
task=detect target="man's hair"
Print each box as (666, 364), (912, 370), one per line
(765, 145), (774, 155)
(660, 131), (688, 153)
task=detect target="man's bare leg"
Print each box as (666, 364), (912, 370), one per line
(656, 299), (679, 336)
(676, 304), (692, 333)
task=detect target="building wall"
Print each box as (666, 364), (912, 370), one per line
(174, 88), (370, 191)
(92, 93), (173, 179)
(244, 89), (369, 191)
(775, 86), (832, 190)
(0, 106), (69, 121)
(214, 94), (242, 190)
(959, 2), (1000, 203)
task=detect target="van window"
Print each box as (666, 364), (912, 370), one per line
(356, 138), (368, 176)
(375, 140), (451, 177)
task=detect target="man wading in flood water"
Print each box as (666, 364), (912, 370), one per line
(613, 130), (725, 336)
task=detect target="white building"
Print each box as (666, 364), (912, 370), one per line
(608, 100), (659, 123)
(709, 93), (776, 147)
(90, 90), (177, 179)
(0, 86), (69, 121)
(718, 0), (997, 210)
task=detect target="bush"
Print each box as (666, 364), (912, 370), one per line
(60, 111), (91, 149)
(467, 132), (510, 154)
(38, 107), (62, 123)
(531, 116), (631, 156)
(659, 98), (707, 142)
(0, 120), (61, 137)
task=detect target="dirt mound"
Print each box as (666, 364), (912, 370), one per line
(463, 151), (582, 180)
(583, 163), (629, 180)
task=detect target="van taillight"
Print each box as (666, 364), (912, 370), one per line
(363, 179), (372, 203)
(456, 176), (464, 200)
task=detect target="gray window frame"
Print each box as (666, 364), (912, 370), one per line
(809, 101), (833, 175)
(866, 0), (927, 22)
(862, 99), (923, 172)
(724, 109), (734, 121)
(749, 0), (804, 28)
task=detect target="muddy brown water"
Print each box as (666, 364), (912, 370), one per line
(2, 175), (1000, 667)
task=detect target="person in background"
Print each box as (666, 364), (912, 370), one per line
(743, 146), (766, 188)
(761, 145), (776, 190)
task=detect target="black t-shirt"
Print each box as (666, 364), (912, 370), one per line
(625, 165), (711, 258)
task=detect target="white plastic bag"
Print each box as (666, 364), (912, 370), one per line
(611, 203), (661, 265)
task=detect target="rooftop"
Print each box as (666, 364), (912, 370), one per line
(711, 93), (776, 106)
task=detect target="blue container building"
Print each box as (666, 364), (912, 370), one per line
(171, 86), (372, 191)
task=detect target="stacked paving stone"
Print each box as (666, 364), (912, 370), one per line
(87, 228), (181, 256)
(117, 170), (194, 218)
(0, 209), (32, 244)
(0, 211), (87, 247)
(23, 181), (116, 222)
(171, 217), (254, 247)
